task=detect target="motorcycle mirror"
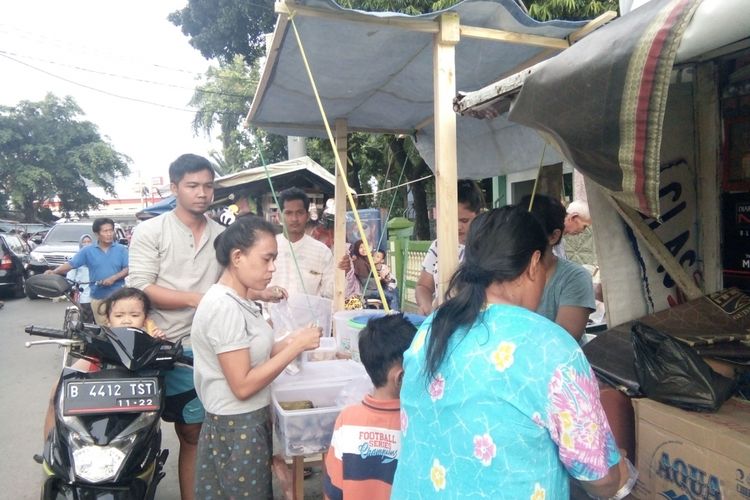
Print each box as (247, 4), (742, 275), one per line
(26, 274), (72, 298)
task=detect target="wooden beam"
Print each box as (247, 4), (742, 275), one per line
(434, 13), (460, 306)
(414, 115), (433, 132)
(453, 45), (561, 116)
(607, 195), (703, 300)
(333, 118), (348, 313)
(568, 10), (617, 44)
(249, 121), (414, 136)
(276, 0), (439, 33)
(694, 62), (722, 293)
(454, 61), (542, 114)
(460, 25), (569, 49)
(278, 0), (575, 50)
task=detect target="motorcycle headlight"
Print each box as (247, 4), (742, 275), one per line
(30, 251), (48, 266)
(72, 445), (126, 483)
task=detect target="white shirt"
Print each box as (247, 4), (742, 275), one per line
(192, 284), (273, 415)
(270, 233), (334, 299)
(421, 240), (465, 294)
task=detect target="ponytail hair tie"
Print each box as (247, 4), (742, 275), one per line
(460, 264), (492, 287)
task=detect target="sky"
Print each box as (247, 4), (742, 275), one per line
(0, 0), (220, 199)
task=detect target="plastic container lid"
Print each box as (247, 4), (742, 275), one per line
(348, 312), (426, 329)
(272, 359), (367, 389)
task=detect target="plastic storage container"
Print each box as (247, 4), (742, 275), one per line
(273, 359), (369, 389)
(272, 381), (348, 456)
(301, 336), (337, 362)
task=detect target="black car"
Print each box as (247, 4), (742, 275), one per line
(0, 232), (31, 298)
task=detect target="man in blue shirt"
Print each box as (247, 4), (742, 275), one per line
(48, 218), (129, 324)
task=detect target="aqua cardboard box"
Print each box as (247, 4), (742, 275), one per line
(633, 397), (750, 499)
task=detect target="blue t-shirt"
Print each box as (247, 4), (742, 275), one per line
(537, 258), (595, 321)
(69, 243), (128, 299)
(392, 305), (619, 499)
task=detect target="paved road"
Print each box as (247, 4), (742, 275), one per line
(0, 295), (323, 499)
(0, 295), (180, 499)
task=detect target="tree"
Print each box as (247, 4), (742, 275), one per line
(168, 0), (276, 67)
(526, 0), (618, 21)
(0, 94), (130, 221)
(190, 55), (286, 172)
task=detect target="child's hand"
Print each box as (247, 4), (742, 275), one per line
(144, 319), (166, 340)
(150, 327), (166, 340)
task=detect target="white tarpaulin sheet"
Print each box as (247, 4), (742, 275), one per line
(248, 0), (586, 179)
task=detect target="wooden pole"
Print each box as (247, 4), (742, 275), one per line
(694, 62), (722, 294)
(333, 118), (348, 313)
(433, 13), (460, 305)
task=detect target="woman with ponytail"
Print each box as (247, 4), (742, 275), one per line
(392, 206), (635, 500)
(191, 215), (322, 497)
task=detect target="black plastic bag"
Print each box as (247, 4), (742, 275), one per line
(632, 322), (735, 412)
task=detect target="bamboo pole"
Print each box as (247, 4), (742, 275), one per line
(434, 13), (460, 305)
(334, 118), (348, 313)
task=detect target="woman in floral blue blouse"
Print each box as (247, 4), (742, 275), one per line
(392, 206), (635, 500)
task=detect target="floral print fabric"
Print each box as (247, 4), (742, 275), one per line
(392, 304), (620, 499)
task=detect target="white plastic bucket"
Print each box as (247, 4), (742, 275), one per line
(332, 309), (382, 361)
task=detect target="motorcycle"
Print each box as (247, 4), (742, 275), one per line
(25, 274), (188, 499)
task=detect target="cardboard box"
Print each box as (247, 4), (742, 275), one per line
(633, 397), (750, 499)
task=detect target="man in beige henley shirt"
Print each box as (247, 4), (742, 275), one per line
(127, 154), (223, 500)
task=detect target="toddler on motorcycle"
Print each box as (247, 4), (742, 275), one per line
(42, 287), (164, 440)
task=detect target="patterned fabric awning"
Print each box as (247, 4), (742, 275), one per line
(508, 0), (703, 218)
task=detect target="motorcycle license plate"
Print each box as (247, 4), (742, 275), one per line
(62, 378), (159, 416)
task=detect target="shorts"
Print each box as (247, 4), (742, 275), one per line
(162, 349), (204, 425)
(195, 407), (273, 499)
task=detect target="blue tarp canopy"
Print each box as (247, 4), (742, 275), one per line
(247, 0), (591, 179)
(135, 195), (175, 220)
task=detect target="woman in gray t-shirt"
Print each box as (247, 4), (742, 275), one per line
(191, 216), (322, 498)
(521, 194), (595, 342)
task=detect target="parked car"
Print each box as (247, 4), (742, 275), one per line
(16, 222), (51, 236)
(0, 232), (31, 298)
(0, 219), (50, 235)
(0, 219), (20, 233)
(27, 222), (128, 298)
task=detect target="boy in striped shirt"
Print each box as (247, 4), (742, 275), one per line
(323, 314), (417, 500)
